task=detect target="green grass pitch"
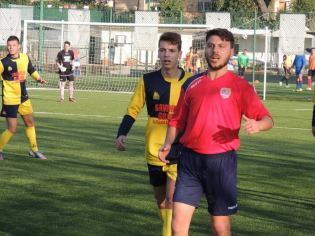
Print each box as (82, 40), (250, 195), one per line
(0, 89), (314, 235)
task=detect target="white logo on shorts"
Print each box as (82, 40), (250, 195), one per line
(228, 204), (238, 210)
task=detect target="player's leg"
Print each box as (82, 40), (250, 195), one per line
(307, 69), (312, 90)
(148, 164), (167, 234)
(68, 75), (75, 102)
(162, 164), (177, 236)
(211, 216), (232, 236)
(20, 100), (46, 160)
(204, 151), (237, 236)
(0, 105), (19, 160)
(172, 202), (195, 236)
(59, 75), (66, 101)
(172, 150), (203, 235)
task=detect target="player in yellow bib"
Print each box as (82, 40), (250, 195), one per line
(0, 36), (47, 160)
(116, 32), (191, 236)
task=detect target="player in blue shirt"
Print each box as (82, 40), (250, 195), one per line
(292, 54), (306, 91)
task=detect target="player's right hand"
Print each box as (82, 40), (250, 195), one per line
(116, 135), (127, 151)
(158, 144), (171, 164)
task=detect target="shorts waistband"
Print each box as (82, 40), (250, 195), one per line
(183, 147), (236, 158)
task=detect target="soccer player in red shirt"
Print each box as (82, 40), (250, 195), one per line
(159, 28), (273, 236)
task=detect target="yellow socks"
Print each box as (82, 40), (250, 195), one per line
(25, 126), (38, 152)
(162, 209), (172, 236)
(0, 129), (13, 151)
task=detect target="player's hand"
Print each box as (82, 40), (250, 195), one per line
(158, 144), (171, 164)
(312, 126), (315, 137)
(58, 65), (66, 72)
(243, 114), (260, 134)
(38, 78), (48, 85)
(116, 135), (127, 151)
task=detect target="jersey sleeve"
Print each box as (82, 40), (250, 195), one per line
(0, 61), (4, 80)
(56, 51), (62, 63)
(126, 77), (146, 119)
(241, 83), (272, 120)
(116, 78), (146, 137)
(168, 88), (188, 132)
(27, 56), (40, 81)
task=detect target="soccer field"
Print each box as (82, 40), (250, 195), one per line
(0, 90), (314, 236)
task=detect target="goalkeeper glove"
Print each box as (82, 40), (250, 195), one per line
(58, 65), (66, 72)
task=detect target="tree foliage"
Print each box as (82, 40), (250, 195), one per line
(291, 0), (315, 12)
(159, 0), (183, 17)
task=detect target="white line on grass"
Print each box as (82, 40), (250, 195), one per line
(35, 111), (146, 120)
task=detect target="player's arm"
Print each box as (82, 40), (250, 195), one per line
(242, 84), (273, 134)
(56, 52), (66, 72)
(159, 88), (187, 163)
(0, 61), (4, 79)
(27, 56), (47, 84)
(116, 78), (146, 151)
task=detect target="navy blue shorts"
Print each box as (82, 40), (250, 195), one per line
(147, 164), (167, 187)
(173, 148), (238, 216)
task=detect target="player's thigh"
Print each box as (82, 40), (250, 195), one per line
(173, 150), (204, 208)
(67, 75), (75, 82)
(172, 202), (195, 233)
(19, 100), (34, 127)
(203, 151), (238, 216)
(148, 164), (167, 204)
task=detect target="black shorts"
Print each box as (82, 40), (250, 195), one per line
(238, 66), (246, 76)
(174, 148), (238, 216)
(60, 72), (74, 82)
(308, 69), (315, 77)
(147, 164), (167, 187)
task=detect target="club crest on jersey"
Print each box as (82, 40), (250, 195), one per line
(220, 88), (231, 99)
(8, 66), (12, 71)
(153, 91), (160, 100)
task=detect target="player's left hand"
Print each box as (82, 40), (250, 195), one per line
(38, 78), (48, 85)
(243, 114), (260, 134)
(158, 144), (171, 164)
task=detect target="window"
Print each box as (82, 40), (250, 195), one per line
(198, 0), (213, 12)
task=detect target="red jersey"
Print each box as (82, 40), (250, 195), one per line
(169, 71), (271, 154)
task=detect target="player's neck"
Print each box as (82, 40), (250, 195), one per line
(207, 67), (228, 80)
(161, 67), (181, 79)
(10, 53), (19, 59)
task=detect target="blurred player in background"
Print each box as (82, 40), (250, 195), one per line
(72, 48), (81, 80)
(116, 32), (191, 236)
(237, 48), (249, 78)
(292, 54), (306, 92)
(279, 54), (292, 88)
(0, 35), (47, 160)
(56, 41), (76, 102)
(307, 48), (315, 90)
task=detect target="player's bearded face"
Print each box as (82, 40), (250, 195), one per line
(205, 36), (233, 71)
(158, 41), (182, 70)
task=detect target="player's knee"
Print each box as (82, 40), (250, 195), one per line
(8, 127), (17, 133)
(172, 219), (187, 235)
(212, 221), (231, 236)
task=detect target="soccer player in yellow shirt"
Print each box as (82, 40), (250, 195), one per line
(116, 32), (191, 236)
(0, 35), (47, 160)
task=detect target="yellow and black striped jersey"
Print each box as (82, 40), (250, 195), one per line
(0, 53), (40, 105)
(124, 68), (191, 166)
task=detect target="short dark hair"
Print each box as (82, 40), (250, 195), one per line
(159, 32), (182, 51)
(7, 35), (20, 44)
(64, 41), (71, 46)
(205, 28), (234, 48)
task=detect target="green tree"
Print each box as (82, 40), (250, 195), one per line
(291, 0), (315, 12)
(159, 0), (183, 16)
